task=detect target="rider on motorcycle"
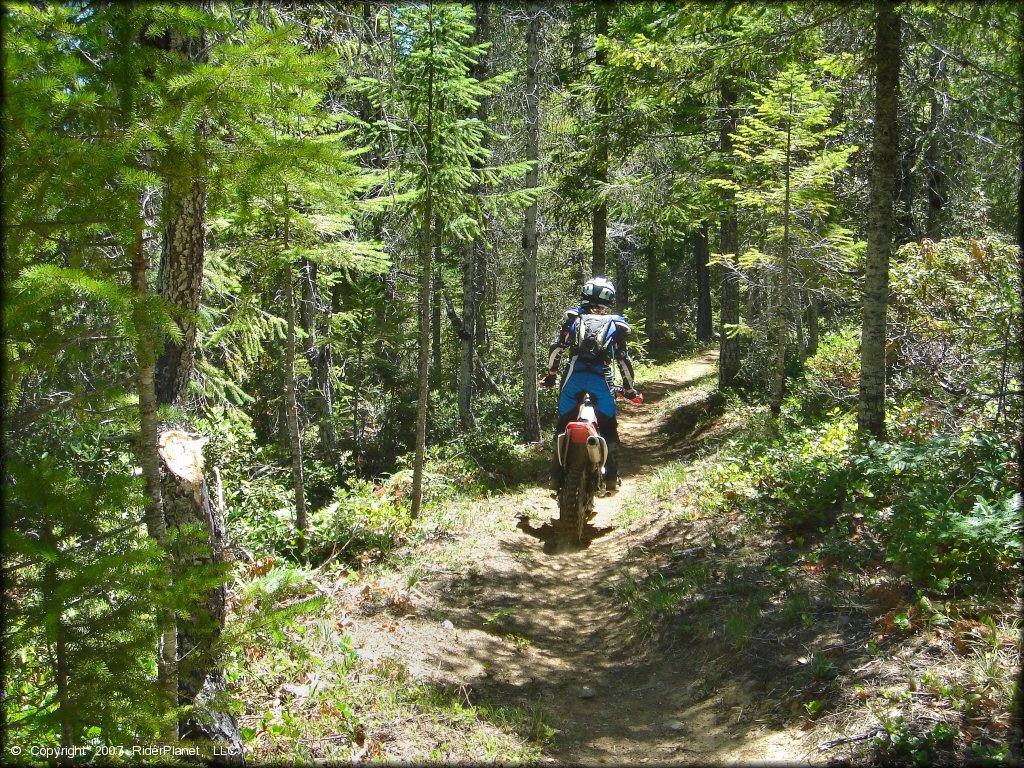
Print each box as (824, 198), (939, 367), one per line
(541, 277), (640, 496)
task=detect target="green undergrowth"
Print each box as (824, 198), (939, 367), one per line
(614, 347), (1020, 763)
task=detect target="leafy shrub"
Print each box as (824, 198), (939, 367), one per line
(759, 415), (859, 529)
(310, 481), (411, 563)
(799, 324), (861, 413)
(853, 430), (1021, 591)
(888, 236), (1021, 433)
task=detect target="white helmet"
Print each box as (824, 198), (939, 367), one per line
(581, 276), (616, 308)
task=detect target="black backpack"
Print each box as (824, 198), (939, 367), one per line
(572, 313), (616, 362)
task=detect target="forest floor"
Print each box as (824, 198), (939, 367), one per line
(236, 348), (1018, 765)
(337, 350), (812, 764)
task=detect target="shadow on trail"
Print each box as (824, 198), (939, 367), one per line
(515, 513), (614, 554)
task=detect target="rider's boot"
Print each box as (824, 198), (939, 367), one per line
(601, 441), (620, 496)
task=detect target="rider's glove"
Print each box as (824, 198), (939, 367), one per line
(541, 372), (557, 389)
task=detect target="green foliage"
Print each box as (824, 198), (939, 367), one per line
(853, 432), (1021, 590)
(758, 415), (859, 530)
(3, 436), (199, 745)
(888, 236), (1022, 433)
(679, 363), (1019, 595)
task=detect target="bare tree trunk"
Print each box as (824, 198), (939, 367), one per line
(41, 525), (73, 759)
(615, 243), (630, 312)
(283, 208), (307, 558)
(695, 223), (713, 342)
(807, 290), (819, 356)
(159, 431), (244, 763)
(924, 36), (948, 241)
(471, 1), (492, 384)
(858, 2), (902, 439)
(718, 76), (741, 388)
(155, 24), (208, 407)
(521, 1), (542, 443)
(352, 315), (364, 475)
(646, 241), (660, 351)
(771, 82), (796, 418)
(132, 217), (177, 742)
(411, 9), (436, 519)
(459, 238), (477, 429)
(795, 290), (806, 359)
(591, 2), (609, 277)
(1013, 8), (1024, 760)
(300, 259), (336, 455)
(432, 275), (442, 387)
(155, 177), (207, 406)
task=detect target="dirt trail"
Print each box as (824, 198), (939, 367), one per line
(351, 351), (812, 764)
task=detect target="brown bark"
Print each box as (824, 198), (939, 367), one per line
(42, 525), (73, 759)
(646, 241), (660, 350)
(695, 223), (713, 342)
(155, 177), (207, 405)
(411, 7), (436, 519)
(924, 39), (948, 240)
(771, 83), (795, 418)
(154, 24), (209, 407)
(615, 243), (630, 312)
(159, 431), (244, 763)
(521, 1), (542, 443)
(283, 213), (307, 558)
(591, 2), (609, 277)
(300, 259), (336, 454)
(718, 77), (741, 388)
(131, 217), (177, 741)
(858, 2), (902, 438)
(807, 292), (819, 356)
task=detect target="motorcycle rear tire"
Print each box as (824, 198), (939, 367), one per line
(559, 460), (591, 544)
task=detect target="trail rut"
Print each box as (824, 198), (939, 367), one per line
(349, 350), (812, 764)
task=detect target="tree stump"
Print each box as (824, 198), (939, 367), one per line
(159, 430), (244, 765)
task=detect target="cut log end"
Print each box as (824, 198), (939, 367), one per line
(158, 430), (206, 484)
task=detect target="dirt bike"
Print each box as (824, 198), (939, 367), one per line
(554, 386), (643, 543)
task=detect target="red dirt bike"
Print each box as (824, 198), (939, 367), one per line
(555, 386), (643, 543)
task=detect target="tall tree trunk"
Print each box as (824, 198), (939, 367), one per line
(520, 1), (542, 443)
(924, 36), (948, 240)
(300, 259), (336, 454)
(456, 0), (491, 427)
(159, 431), (244, 763)
(771, 83), (796, 418)
(132, 216), (177, 742)
(352, 311), (364, 476)
(155, 176), (207, 406)
(472, 1), (491, 363)
(411, 9), (436, 519)
(615, 244), (630, 312)
(155, 24), (208, 407)
(591, 2), (609, 277)
(718, 76), (741, 389)
(858, 2), (902, 439)
(895, 120), (918, 245)
(646, 241), (660, 351)
(695, 223), (713, 341)
(432, 276), (442, 387)
(41, 525), (73, 759)
(459, 239), (477, 429)
(807, 291), (820, 356)
(283, 209), (307, 558)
